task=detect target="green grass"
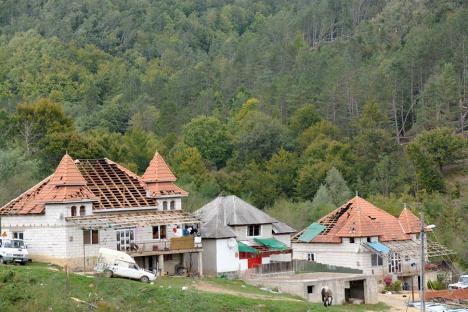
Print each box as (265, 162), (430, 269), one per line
(0, 263), (389, 312)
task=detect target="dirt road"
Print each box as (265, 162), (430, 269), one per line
(377, 293), (419, 312)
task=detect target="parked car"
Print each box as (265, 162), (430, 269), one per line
(95, 248), (156, 283)
(448, 275), (468, 290)
(0, 238), (29, 265)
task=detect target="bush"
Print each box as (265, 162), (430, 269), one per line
(427, 276), (447, 290)
(0, 270), (15, 283)
(383, 275), (392, 286)
(384, 280), (402, 292)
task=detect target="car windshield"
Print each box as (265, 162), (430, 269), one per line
(460, 276), (468, 284)
(2, 239), (24, 248)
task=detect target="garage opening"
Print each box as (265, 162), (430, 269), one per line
(345, 280), (365, 304)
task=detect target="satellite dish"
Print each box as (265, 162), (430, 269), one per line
(227, 238), (237, 249)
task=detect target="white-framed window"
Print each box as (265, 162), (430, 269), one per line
(152, 225), (167, 240)
(170, 200), (175, 210)
(79, 205), (86, 216)
(388, 252), (402, 273)
(247, 224), (261, 237)
(307, 285), (314, 293)
(13, 232), (24, 240)
(371, 254), (383, 266)
(163, 201), (168, 211)
(307, 253), (315, 262)
(71, 206), (77, 217)
(116, 229), (135, 251)
(83, 230), (99, 245)
(349, 237), (355, 243)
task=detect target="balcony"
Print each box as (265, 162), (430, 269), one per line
(125, 236), (202, 256)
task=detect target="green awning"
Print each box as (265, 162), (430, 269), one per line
(253, 237), (288, 251)
(298, 222), (326, 242)
(238, 241), (258, 253)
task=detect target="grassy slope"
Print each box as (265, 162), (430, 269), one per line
(0, 263), (389, 312)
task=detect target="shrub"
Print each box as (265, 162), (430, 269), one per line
(383, 275), (392, 286)
(427, 279), (446, 290)
(0, 270), (15, 283)
(384, 280), (402, 292)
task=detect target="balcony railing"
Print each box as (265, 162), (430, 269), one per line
(126, 236), (202, 255)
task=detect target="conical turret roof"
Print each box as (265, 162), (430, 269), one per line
(142, 152), (177, 182)
(399, 207), (421, 234)
(49, 153), (87, 186)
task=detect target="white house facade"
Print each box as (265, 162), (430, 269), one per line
(194, 195), (296, 276)
(0, 152), (202, 275)
(292, 196), (453, 290)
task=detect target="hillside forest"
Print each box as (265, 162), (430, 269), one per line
(0, 0), (467, 267)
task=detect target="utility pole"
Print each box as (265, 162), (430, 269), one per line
(420, 212), (426, 312)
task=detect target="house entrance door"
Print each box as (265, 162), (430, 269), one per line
(116, 229), (135, 251)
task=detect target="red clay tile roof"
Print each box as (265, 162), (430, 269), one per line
(141, 151), (188, 197)
(142, 152), (177, 182)
(49, 154), (88, 186)
(293, 196), (418, 243)
(145, 182), (188, 197)
(0, 154), (97, 215)
(399, 207), (421, 234)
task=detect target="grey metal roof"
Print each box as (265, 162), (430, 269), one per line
(272, 221), (296, 234)
(194, 195), (295, 238)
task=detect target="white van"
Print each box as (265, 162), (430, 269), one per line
(95, 248), (156, 283)
(0, 238), (29, 265)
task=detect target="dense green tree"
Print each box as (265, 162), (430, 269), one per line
(324, 167), (352, 206)
(288, 104), (321, 135)
(297, 120), (340, 150)
(266, 149), (299, 197)
(408, 128), (466, 172)
(172, 145), (209, 187)
(183, 116), (232, 168)
(233, 111), (289, 162)
(407, 143), (445, 193)
(239, 162), (276, 209)
(417, 63), (460, 130)
(0, 149), (39, 206)
(309, 184), (336, 222)
(121, 129), (161, 174)
(13, 98), (74, 154)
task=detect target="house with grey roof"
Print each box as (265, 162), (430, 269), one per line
(194, 195), (295, 276)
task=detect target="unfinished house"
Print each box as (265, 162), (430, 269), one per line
(0, 152), (202, 275)
(292, 196), (454, 291)
(194, 195), (295, 276)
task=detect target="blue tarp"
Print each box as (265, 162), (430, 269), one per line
(366, 241), (390, 254)
(298, 223), (326, 242)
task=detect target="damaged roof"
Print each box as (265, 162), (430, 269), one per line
(0, 152), (187, 215)
(194, 195), (295, 238)
(293, 196), (421, 244)
(0, 154), (98, 215)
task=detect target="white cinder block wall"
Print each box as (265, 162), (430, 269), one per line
(232, 224), (273, 241)
(216, 239), (239, 273)
(293, 236), (422, 279)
